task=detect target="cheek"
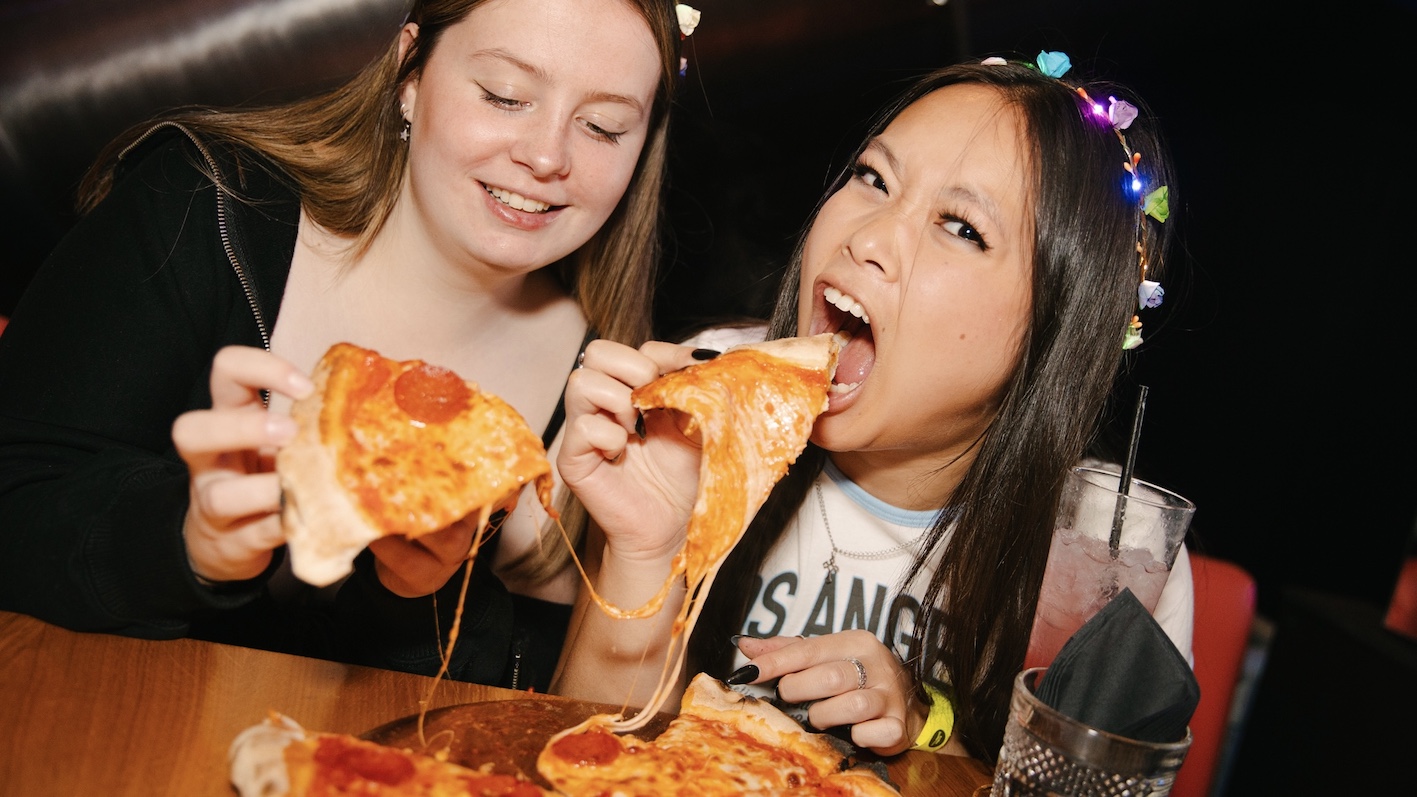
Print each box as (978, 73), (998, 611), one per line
(903, 280), (1028, 371)
(577, 138), (644, 215)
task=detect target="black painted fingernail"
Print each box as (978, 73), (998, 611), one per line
(635, 412), (646, 439)
(691, 348), (720, 361)
(725, 664), (759, 685)
(729, 634), (758, 647)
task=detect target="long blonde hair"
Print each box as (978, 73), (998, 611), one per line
(79, 0), (684, 582)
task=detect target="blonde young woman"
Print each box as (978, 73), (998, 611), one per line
(0, 0), (696, 692)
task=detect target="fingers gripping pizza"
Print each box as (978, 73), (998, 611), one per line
(278, 343), (557, 587)
(580, 333), (840, 730)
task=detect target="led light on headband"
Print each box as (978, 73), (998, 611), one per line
(984, 51), (1170, 350)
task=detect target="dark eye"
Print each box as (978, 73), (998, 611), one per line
(941, 216), (988, 251)
(850, 162), (888, 193)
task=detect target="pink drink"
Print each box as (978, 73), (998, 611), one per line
(1024, 526), (1171, 671)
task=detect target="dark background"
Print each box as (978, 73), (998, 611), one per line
(4, 0), (1415, 789)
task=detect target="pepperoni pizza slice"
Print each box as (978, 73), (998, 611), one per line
(575, 333), (840, 730)
(278, 342), (557, 587)
(536, 673), (900, 796)
(230, 712), (556, 797)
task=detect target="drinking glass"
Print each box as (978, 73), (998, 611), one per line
(1025, 466), (1195, 670)
(991, 668), (1192, 796)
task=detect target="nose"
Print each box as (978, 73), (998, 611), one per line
(842, 207), (911, 280)
(511, 118), (572, 179)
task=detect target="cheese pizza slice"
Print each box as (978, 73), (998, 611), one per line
(537, 672), (899, 796)
(278, 342), (556, 587)
(578, 333), (839, 730)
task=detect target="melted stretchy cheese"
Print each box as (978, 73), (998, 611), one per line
(574, 334), (838, 732)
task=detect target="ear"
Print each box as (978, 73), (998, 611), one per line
(397, 23), (420, 117)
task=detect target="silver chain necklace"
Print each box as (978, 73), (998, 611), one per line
(816, 482), (927, 583)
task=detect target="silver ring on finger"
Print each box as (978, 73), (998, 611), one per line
(845, 657), (867, 690)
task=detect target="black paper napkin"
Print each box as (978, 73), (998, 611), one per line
(1034, 587), (1199, 743)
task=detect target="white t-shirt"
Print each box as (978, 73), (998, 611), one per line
(727, 461), (1195, 712)
(679, 326), (1195, 708)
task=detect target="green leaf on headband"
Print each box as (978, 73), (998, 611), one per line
(1143, 186), (1170, 222)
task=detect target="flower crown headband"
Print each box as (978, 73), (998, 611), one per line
(983, 52), (1169, 350)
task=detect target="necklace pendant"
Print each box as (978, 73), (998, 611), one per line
(823, 553), (838, 584)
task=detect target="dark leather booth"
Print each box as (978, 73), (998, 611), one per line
(0, 0), (962, 333)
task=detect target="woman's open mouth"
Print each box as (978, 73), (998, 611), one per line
(820, 285), (875, 395)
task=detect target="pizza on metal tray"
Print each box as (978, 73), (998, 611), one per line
(229, 674), (899, 796)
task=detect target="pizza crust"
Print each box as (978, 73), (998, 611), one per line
(229, 713), (304, 797)
(278, 368), (380, 587)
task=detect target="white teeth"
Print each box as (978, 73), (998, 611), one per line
(829, 381), (861, 394)
(823, 286), (869, 324)
(486, 185), (551, 213)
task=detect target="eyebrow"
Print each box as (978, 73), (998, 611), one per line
(472, 49), (648, 114)
(863, 138), (1006, 228)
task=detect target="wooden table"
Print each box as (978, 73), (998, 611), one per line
(0, 610), (994, 796)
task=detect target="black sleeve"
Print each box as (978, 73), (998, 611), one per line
(0, 135), (270, 636)
(333, 550), (517, 686)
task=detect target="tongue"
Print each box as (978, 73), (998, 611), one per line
(834, 331), (875, 386)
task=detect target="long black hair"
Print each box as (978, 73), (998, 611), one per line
(688, 58), (1178, 762)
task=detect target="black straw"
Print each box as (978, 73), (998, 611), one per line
(1109, 385), (1149, 558)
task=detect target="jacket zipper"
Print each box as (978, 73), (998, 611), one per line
(120, 122), (272, 353)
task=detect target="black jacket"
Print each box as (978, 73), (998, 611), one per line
(0, 126), (563, 689)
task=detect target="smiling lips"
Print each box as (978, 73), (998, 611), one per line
(821, 286), (873, 395)
(485, 183), (556, 214)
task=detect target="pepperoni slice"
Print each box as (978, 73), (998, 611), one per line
(550, 729), (623, 767)
(314, 736), (415, 786)
(394, 363), (472, 424)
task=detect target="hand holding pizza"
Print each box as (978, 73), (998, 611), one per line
(734, 630), (931, 757)
(558, 339), (708, 565)
(172, 345), (313, 583)
(367, 516), (484, 597)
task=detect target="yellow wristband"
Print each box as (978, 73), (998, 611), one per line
(911, 682), (955, 752)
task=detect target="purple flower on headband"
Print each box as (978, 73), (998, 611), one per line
(1138, 280), (1164, 309)
(1036, 51), (1072, 78)
(1108, 98), (1138, 130)
(981, 57), (1008, 66)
